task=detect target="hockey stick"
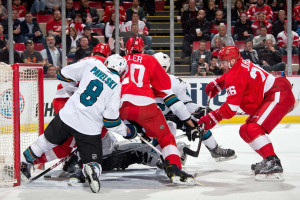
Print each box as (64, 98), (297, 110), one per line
(183, 92), (212, 157)
(29, 150), (77, 183)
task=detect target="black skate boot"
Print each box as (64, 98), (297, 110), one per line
(20, 162), (31, 179)
(63, 154), (79, 173)
(254, 156), (284, 181)
(68, 169), (86, 187)
(208, 145), (237, 162)
(251, 159), (267, 171)
(164, 161), (196, 185)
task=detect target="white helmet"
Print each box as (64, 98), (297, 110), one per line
(153, 52), (171, 72)
(104, 54), (127, 75)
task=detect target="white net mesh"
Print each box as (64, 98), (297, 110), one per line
(0, 63), (41, 187)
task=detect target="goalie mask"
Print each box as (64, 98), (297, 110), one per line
(153, 52), (171, 72)
(104, 54), (127, 75)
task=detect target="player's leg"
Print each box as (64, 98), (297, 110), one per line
(239, 90), (295, 181)
(120, 102), (194, 184)
(71, 129), (102, 193)
(21, 114), (72, 179)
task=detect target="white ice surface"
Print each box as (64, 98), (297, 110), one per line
(0, 123), (300, 200)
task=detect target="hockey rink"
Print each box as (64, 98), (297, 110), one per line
(0, 123), (300, 200)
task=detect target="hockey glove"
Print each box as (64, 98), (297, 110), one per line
(124, 124), (137, 140)
(186, 126), (201, 141)
(192, 107), (213, 119)
(197, 110), (223, 131)
(205, 78), (224, 98)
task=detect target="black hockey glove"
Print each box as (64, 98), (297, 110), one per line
(124, 124), (137, 140)
(192, 106), (213, 119)
(186, 126), (201, 141)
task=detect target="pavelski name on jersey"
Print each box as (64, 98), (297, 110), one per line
(90, 66), (118, 89)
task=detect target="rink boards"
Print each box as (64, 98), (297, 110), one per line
(42, 77), (300, 124)
(1, 77), (299, 134)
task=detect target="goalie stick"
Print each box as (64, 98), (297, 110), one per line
(29, 150), (77, 183)
(183, 92), (212, 157)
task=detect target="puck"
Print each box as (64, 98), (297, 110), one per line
(44, 175), (51, 178)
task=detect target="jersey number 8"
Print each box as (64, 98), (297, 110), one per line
(80, 79), (103, 106)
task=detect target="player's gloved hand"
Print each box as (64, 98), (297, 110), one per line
(197, 110), (223, 131)
(205, 78), (224, 98)
(124, 124), (137, 139)
(186, 126), (201, 141)
(192, 107), (213, 119)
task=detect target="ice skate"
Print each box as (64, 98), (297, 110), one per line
(68, 169), (86, 187)
(255, 157), (284, 182)
(20, 162), (31, 179)
(63, 154), (79, 173)
(83, 163), (101, 193)
(251, 159), (267, 171)
(164, 161), (197, 185)
(208, 145), (237, 162)
(177, 142), (189, 166)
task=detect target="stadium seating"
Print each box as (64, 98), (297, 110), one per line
(104, 1), (113, 8)
(272, 12), (278, 22)
(73, 1), (81, 9)
(89, 1), (103, 9)
(34, 43), (44, 51)
(123, 2), (133, 10)
(234, 41), (245, 50)
(155, 1), (164, 11)
(14, 43), (25, 51)
(192, 41), (211, 51)
(36, 14), (54, 23)
(91, 28), (103, 36)
(281, 55), (300, 64)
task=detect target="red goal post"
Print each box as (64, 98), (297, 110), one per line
(0, 63), (44, 187)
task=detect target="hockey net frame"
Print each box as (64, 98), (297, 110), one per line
(0, 63), (44, 187)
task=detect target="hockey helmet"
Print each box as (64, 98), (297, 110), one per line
(93, 43), (111, 58)
(153, 52), (171, 72)
(104, 54), (127, 75)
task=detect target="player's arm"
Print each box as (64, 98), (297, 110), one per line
(198, 81), (245, 131)
(57, 59), (88, 92)
(102, 84), (127, 137)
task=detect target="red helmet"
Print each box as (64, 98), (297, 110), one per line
(125, 37), (144, 55)
(93, 43), (111, 57)
(218, 46), (241, 61)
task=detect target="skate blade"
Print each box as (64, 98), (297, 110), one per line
(171, 176), (202, 186)
(84, 166), (101, 193)
(255, 173), (285, 182)
(214, 155), (237, 162)
(68, 178), (85, 187)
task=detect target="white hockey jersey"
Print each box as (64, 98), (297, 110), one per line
(58, 57), (127, 136)
(155, 75), (198, 121)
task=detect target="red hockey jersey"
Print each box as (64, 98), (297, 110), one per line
(121, 54), (173, 106)
(218, 59), (277, 116)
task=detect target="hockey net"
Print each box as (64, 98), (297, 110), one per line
(0, 63), (44, 187)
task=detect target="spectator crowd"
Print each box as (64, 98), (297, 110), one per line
(179, 0), (300, 75)
(0, 0), (300, 77)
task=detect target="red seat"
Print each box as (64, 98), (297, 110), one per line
(272, 12), (278, 22)
(123, 2), (133, 10)
(192, 41), (211, 51)
(15, 43), (25, 51)
(281, 55), (300, 64)
(89, 1), (103, 9)
(34, 43), (44, 51)
(36, 14), (54, 23)
(234, 41), (245, 50)
(155, 1), (164, 11)
(73, 1), (81, 9)
(104, 1), (113, 8)
(91, 28), (103, 36)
